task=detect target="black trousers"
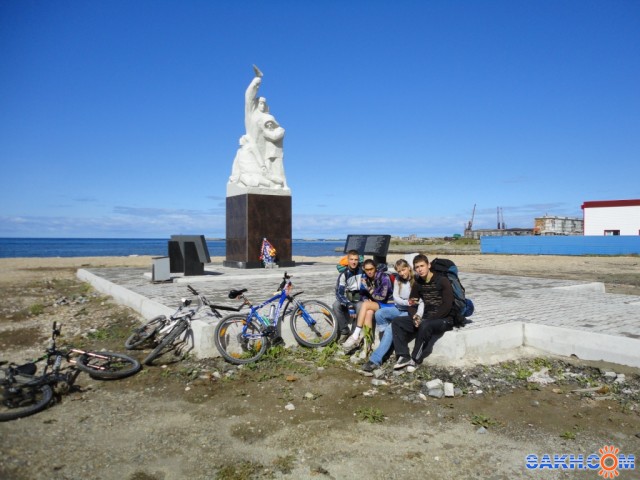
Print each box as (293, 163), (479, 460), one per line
(332, 300), (363, 335)
(392, 316), (452, 363)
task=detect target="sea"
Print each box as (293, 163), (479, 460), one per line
(0, 238), (344, 259)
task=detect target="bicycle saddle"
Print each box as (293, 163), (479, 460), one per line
(15, 362), (37, 375)
(228, 288), (248, 299)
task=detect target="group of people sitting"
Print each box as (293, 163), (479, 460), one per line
(333, 250), (456, 372)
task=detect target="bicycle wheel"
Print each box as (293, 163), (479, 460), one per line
(143, 320), (189, 366)
(124, 315), (166, 350)
(0, 382), (53, 421)
(76, 352), (141, 380)
(290, 300), (338, 348)
(214, 314), (267, 365)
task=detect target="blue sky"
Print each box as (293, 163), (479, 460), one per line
(1, 0), (638, 239)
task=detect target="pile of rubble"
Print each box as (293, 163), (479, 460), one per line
(355, 356), (640, 404)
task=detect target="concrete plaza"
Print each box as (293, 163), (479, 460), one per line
(77, 261), (640, 368)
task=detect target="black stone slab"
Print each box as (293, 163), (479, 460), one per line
(225, 193), (295, 269)
(344, 234), (391, 265)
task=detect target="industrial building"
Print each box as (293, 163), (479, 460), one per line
(533, 215), (583, 235)
(581, 199), (640, 236)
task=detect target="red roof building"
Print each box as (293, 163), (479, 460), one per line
(581, 199), (640, 236)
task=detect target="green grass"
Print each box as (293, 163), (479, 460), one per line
(215, 461), (262, 480)
(356, 406), (385, 423)
(471, 414), (499, 428)
(272, 455), (295, 474)
(29, 303), (45, 316)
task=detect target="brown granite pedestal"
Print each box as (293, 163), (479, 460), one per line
(224, 192), (295, 268)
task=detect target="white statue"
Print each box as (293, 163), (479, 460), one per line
(228, 65), (289, 192)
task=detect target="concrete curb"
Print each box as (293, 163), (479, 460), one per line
(78, 268), (173, 319)
(427, 322), (640, 368)
(77, 267), (640, 368)
(524, 323), (640, 368)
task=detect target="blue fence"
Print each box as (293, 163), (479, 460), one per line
(481, 236), (640, 255)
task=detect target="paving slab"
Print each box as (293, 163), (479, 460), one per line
(77, 262), (640, 368)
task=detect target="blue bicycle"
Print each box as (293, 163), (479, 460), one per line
(214, 272), (337, 364)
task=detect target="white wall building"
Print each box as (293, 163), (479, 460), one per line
(581, 199), (640, 236)
(534, 215), (583, 235)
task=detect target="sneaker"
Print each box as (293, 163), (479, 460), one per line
(342, 335), (362, 353)
(361, 360), (378, 373)
(394, 356), (412, 370)
(337, 332), (351, 345)
(406, 359), (418, 373)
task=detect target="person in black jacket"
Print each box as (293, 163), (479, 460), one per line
(392, 254), (454, 371)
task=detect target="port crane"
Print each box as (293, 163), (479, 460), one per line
(467, 204), (476, 231)
(497, 207), (506, 230)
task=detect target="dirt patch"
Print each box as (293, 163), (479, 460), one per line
(1, 256), (639, 479)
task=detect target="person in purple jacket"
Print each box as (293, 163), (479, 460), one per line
(342, 259), (393, 353)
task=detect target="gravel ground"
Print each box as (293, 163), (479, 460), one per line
(0, 255), (639, 480)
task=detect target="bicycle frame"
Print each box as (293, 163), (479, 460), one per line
(2, 324), (80, 392)
(235, 274), (317, 340)
(157, 306), (198, 336)
(243, 285), (291, 336)
(33, 323), (121, 376)
(215, 272), (337, 364)
(158, 285), (244, 337)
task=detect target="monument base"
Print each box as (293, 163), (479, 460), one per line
(225, 192), (294, 269)
(223, 260), (296, 269)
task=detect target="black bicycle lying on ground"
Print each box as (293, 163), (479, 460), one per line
(125, 285), (243, 366)
(0, 322), (140, 421)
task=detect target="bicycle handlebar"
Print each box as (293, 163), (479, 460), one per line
(187, 285), (198, 295)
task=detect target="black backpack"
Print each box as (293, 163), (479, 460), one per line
(430, 258), (474, 328)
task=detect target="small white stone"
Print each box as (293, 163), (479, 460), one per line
(527, 368), (555, 385)
(428, 388), (444, 399)
(444, 382), (455, 397)
(285, 403), (295, 411)
(426, 379), (443, 390)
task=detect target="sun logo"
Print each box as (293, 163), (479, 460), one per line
(598, 445), (620, 478)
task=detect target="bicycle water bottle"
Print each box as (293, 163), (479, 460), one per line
(268, 304), (276, 322)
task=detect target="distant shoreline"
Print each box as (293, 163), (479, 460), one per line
(0, 238), (345, 259)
